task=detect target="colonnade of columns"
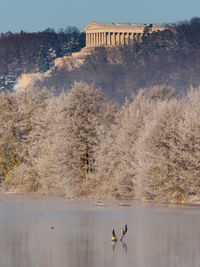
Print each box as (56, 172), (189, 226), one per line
(86, 32), (142, 47)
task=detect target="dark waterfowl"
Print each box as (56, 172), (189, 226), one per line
(120, 224), (128, 241)
(111, 229), (117, 242)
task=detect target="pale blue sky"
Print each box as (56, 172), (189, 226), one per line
(0, 0), (200, 33)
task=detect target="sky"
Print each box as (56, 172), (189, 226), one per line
(0, 0), (200, 33)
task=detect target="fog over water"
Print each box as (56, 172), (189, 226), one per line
(0, 195), (200, 267)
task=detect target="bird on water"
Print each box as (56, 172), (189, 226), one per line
(111, 229), (117, 242)
(120, 224), (128, 241)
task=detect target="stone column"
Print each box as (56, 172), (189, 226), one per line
(127, 33), (130, 45)
(97, 33), (99, 46)
(130, 33), (134, 45)
(122, 33), (125, 46)
(105, 32), (107, 46)
(108, 32), (111, 46)
(116, 33), (118, 45)
(111, 32), (113, 46)
(92, 33), (94, 47)
(118, 33), (121, 46)
(89, 33), (91, 47)
(94, 33), (96, 47)
(97, 32), (100, 46)
(124, 33), (127, 46)
(95, 33), (97, 46)
(128, 33), (130, 45)
(90, 33), (92, 47)
(88, 33), (90, 47)
(102, 32), (104, 46)
(112, 32), (116, 46)
(135, 33), (138, 42)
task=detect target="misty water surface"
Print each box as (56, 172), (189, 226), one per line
(0, 196), (200, 267)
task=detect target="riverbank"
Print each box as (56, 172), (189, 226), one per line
(1, 192), (200, 208)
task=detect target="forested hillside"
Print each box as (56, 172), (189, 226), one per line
(1, 18), (200, 102)
(33, 17), (200, 103)
(0, 28), (85, 92)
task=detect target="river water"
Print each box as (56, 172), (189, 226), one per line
(0, 195), (200, 267)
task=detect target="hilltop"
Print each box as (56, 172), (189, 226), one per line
(0, 28), (85, 92)
(1, 17), (200, 103)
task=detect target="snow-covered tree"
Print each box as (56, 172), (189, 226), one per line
(0, 92), (20, 189)
(41, 82), (117, 197)
(95, 85), (176, 199)
(0, 86), (50, 192)
(11, 86), (50, 192)
(135, 87), (200, 203)
(177, 89), (200, 201)
(135, 99), (183, 202)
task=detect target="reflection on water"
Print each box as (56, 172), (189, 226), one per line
(0, 197), (200, 267)
(120, 239), (128, 254)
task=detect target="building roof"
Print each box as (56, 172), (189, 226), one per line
(85, 21), (167, 31)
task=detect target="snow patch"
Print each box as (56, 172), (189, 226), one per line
(14, 71), (51, 92)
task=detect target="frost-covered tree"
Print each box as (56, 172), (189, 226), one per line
(95, 85), (176, 199)
(135, 99), (183, 202)
(135, 87), (200, 203)
(177, 89), (200, 201)
(11, 86), (50, 192)
(0, 92), (20, 188)
(42, 82), (117, 197)
(0, 86), (50, 192)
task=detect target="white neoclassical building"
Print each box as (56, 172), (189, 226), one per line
(85, 21), (166, 47)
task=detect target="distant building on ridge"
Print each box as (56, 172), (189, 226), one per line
(84, 21), (166, 47)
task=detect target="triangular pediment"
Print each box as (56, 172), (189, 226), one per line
(84, 22), (106, 31)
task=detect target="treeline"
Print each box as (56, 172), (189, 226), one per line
(35, 17), (200, 103)
(1, 82), (200, 203)
(0, 28), (85, 92)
